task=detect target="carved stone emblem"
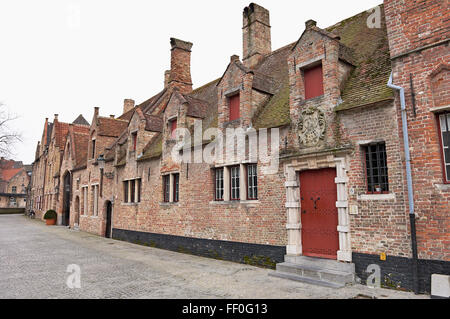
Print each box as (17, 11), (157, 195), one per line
(297, 106), (326, 147)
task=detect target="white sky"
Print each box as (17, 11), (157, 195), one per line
(0, 0), (381, 164)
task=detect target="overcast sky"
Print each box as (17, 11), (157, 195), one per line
(0, 0), (381, 164)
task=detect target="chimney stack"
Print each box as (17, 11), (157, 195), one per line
(243, 3), (272, 69)
(164, 70), (171, 88)
(54, 114), (59, 121)
(169, 38), (193, 93)
(123, 99), (135, 114)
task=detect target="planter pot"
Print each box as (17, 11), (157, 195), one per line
(46, 219), (56, 226)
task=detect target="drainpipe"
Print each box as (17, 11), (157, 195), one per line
(387, 73), (419, 295)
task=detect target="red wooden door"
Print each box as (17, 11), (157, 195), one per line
(300, 168), (339, 260)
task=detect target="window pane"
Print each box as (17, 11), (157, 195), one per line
(163, 176), (170, 202)
(215, 169), (224, 200)
(137, 179), (141, 203)
(130, 180), (136, 203)
(365, 143), (389, 193)
(123, 181), (128, 203)
(231, 166), (240, 200)
(247, 164), (258, 200)
(174, 174), (179, 202)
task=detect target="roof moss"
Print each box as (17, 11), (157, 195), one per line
(253, 81), (291, 129)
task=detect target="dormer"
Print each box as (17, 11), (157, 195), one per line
(126, 107), (163, 161)
(289, 20), (355, 113)
(288, 20), (355, 150)
(217, 55), (275, 130)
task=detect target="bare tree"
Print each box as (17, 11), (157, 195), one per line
(0, 103), (22, 157)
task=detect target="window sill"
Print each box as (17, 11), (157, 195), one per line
(210, 200), (260, 206)
(434, 184), (450, 191)
(357, 193), (396, 201)
(121, 203), (140, 207)
(160, 202), (180, 207)
(300, 95), (324, 105)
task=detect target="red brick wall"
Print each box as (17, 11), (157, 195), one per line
(339, 103), (411, 257)
(385, 0), (450, 261)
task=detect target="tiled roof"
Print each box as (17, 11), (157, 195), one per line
(329, 6), (394, 111)
(182, 95), (210, 119)
(139, 133), (163, 161)
(118, 89), (167, 122)
(72, 115), (90, 126)
(252, 44), (293, 129)
(72, 132), (89, 168)
(0, 168), (22, 182)
(97, 117), (128, 137)
(54, 121), (70, 150)
(144, 114), (164, 132)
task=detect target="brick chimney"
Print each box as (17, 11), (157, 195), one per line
(168, 38), (193, 93)
(243, 3), (271, 69)
(164, 70), (171, 88)
(123, 99), (135, 114)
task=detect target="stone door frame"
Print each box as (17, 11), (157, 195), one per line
(284, 154), (352, 262)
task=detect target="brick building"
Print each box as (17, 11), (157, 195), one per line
(0, 159), (31, 208)
(30, 2), (449, 293)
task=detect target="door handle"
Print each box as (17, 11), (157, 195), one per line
(310, 197), (321, 209)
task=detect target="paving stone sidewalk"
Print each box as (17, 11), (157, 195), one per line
(0, 215), (429, 299)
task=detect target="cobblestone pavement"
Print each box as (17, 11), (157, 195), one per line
(0, 215), (428, 299)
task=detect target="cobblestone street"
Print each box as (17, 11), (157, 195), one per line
(0, 215), (428, 299)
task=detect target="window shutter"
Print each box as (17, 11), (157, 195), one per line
(304, 64), (324, 100)
(170, 119), (177, 138)
(229, 94), (240, 121)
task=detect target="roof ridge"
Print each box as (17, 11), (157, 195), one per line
(192, 78), (221, 93)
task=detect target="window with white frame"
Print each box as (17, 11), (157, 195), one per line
(439, 112), (450, 182)
(214, 164), (257, 202)
(81, 186), (88, 215)
(215, 168), (224, 201)
(247, 164), (258, 200)
(230, 166), (240, 201)
(173, 173), (179, 203)
(162, 173), (179, 203)
(92, 185), (99, 216)
(123, 178), (142, 204)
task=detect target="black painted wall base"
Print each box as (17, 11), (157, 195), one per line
(353, 253), (450, 294)
(113, 229), (285, 269)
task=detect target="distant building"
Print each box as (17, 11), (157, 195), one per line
(0, 159), (31, 208)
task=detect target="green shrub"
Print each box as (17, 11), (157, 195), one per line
(43, 210), (57, 220)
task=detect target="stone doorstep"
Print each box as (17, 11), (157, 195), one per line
(285, 255), (355, 273)
(270, 256), (356, 289)
(268, 272), (346, 289)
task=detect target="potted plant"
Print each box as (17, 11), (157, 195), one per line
(43, 210), (57, 226)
